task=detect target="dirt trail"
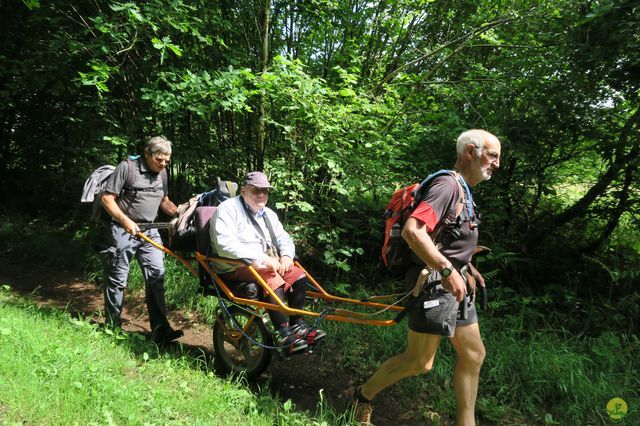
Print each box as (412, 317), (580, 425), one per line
(0, 255), (430, 425)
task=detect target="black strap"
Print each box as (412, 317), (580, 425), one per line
(240, 196), (280, 256)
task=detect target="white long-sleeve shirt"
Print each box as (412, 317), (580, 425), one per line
(209, 196), (296, 274)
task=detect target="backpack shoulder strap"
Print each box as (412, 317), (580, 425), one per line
(124, 157), (168, 192)
(449, 172), (466, 221)
(451, 171), (473, 219)
(417, 170), (468, 239)
(125, 158), (137, 189)
(412, 169), (455, 207)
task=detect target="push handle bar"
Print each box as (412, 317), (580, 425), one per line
(136, 222), (170, 230)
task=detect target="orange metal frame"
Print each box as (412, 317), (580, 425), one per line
(138, 232), (406, 326)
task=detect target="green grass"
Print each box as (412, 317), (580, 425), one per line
(481, 324), (640, 424)
(324, 302), (640, 425)
(0, 287), (341, 425)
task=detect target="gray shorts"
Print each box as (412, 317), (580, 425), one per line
(406, 267), (478, 337)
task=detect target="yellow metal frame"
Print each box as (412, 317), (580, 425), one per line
(138, 232), (406, 326)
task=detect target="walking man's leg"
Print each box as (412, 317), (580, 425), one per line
(102, 224), (135, 328)
(449, 322), (486, 426)
(348, 330), (441, 424)
(360, 329), (442, 400)
(137, 230), (172, 336)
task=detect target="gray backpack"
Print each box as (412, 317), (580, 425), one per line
(81, 158), (167, 221)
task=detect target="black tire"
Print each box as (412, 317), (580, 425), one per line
(213, 305), (273, 379)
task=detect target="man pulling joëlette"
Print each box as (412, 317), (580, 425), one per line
(349, 129), (501, 426)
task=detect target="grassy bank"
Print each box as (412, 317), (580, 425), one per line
(325, 307), (639, 425)
(0, 287), (336, 425)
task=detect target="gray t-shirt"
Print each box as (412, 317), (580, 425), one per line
(411, 174), (478, 268)
(104, 158), (167, 222)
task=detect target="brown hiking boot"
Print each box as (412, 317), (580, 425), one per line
(346, 386), (373, 425)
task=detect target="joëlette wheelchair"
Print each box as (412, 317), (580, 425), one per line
(137, 206), (413, 379)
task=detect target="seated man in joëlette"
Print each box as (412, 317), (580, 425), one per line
(209, 171), (326, 354)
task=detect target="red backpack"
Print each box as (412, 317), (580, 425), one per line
(381, 170), (466, 271)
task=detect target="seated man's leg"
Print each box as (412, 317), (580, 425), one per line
(280, 271), (327, 344)
(226, 265), (309, 353)
(252, 265), (327, 346)
(218, 267), (262, 300)
(262, 285), (308, 353)
(221, 265), (322, 351)
(263, 286), (289, 330)
(283, 275), (306, 323)
(234, 264), (303, 327)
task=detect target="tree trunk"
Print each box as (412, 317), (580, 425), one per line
(256, 0), (270, 171)
(523, 108), (640, 252)
(582, 159), (637, 254)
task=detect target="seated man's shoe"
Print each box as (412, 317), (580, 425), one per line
(276, 326), (308, 354)
(152, 327), (184, 344)
(290, 320), (327, 345)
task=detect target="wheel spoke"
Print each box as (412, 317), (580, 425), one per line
(213, 307), (273, 379)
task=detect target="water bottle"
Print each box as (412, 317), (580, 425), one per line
(388, 223), (403, 265)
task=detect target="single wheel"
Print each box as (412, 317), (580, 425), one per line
(213, 305), (272, 379)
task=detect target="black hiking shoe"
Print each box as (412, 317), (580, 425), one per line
(152, 327), (184, 344)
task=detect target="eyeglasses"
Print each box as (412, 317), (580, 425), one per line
(249, 186), (270, 195)
(484, 150), (501, 162)
(153, 155), (171, 165)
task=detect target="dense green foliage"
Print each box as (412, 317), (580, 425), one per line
(1, 0), (638, 422)
(3, 0), (637, 332)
